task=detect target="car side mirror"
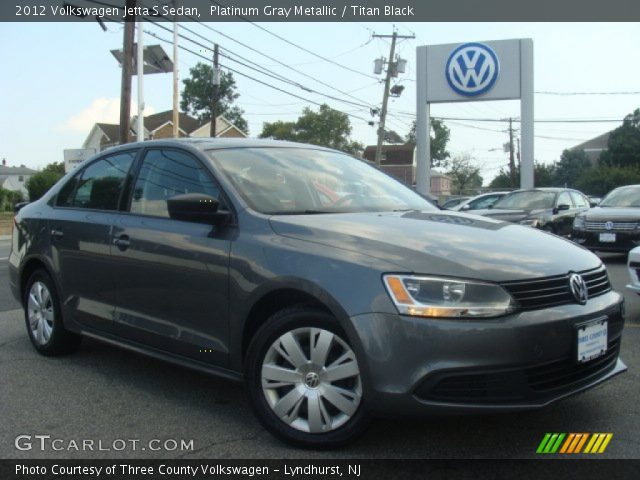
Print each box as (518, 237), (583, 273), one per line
(167, 193), (229, 225)
(556, 203), (571, 211)
(460, 204), (470, 211)
(487, 204), (494, 209)
(13, 201), (29, 213)
(589, 202), (598, 208)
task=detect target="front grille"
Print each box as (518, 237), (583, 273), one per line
(585, 221), (637, 231)
(416, 337), (620, 404)
(526, 338), (620, 391)
(502, 266), (611, 311)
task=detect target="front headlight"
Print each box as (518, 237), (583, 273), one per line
(519, 218), (541, 227)
(383, 274), (516, 318)
(573, 216), (585, 230)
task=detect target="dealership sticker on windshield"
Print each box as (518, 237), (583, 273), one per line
(599, 233), (616, 243)
(577, 319), (608, 363)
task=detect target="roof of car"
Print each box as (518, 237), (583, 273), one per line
(101, 137), (337, 154)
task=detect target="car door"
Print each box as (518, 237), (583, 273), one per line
(554, 191), (576, 236)
(49, 150), (137, 332)
(110, 147), (232, 367)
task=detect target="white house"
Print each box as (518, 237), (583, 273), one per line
(0, 161), (37, 199)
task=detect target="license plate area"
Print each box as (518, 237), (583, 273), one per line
(576, 318), (608, 363)
(599, 232), (616, 243)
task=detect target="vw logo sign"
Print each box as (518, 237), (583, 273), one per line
(604, 221), (614, 231)
(445, 42), (500, 97)
(569, 273), (588, 305)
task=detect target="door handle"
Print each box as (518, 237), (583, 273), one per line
(50, 229), (64, 239)
(113, 235), (131, 251)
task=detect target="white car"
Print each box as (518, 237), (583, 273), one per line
(452, 191), (509, 212)
(626, 246), (640, 294)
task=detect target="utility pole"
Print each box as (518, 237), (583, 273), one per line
(172, 4), (179, 138)
(372, 31), (414, 167)
(119, 0), (136, 145)
(210, 44), (220, 137)
(508, 117), (516, 188)
(136, 19), (144, 142)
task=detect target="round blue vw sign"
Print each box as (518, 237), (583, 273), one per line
(445, 42), (500, 97)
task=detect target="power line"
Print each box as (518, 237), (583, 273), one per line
(142, 28), (372, 124)
(536, 90), (640, 96)
(209, 0), (379, 81)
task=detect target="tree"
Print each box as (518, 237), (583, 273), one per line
(25, 164), (65, 201)
(488, 163), (555, 189)
(599, 108), (640, 168)
(180, 63), (248, 134)
(446, 155), (483, 194)
(575, 165), (640, 196)
(259, 104), (364, 155)
(553, 149), (591, 187)
(405, 118), (450, 168)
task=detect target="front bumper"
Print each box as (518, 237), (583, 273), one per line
(572, 229), (640, 252)
(350, 290), (626, 416)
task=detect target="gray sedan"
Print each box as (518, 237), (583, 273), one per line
(9, 139), (626, 448)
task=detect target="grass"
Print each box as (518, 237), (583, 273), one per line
(0, 212), (13, 236)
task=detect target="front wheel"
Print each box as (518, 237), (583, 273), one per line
(245, 307), (369, 448)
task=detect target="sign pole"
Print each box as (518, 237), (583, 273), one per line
(520, 39), (534, 189)
(415, 45), (430, 195)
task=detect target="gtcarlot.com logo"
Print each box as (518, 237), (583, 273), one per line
(536, 433), (613, 454)
(15, 435), (194, 452)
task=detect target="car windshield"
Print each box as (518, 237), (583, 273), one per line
(600, 186), (640, 207)
(492, 190), (556, 210)
(207, 147), (436, 214)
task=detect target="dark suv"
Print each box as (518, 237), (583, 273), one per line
(9, 139), (626, 447)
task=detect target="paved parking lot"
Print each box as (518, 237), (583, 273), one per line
(0, 239), (638, 459)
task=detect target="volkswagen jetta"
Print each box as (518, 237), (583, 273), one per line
(9, 139), (626, 447)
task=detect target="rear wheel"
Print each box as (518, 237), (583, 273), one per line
(245, 307), (369, 448)
(24, 270), (81, 356)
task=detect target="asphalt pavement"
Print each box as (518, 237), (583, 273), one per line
(0, 238), (638, 459)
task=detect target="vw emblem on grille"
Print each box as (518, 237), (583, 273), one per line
(445, 42), (500, 97)
(569, 273), (588, 305)
(304, 372), (320, 389)
(604, 221), (614, 231)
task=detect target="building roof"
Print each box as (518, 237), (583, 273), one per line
(572, 131), (611, 152)
(95, 123), (122, 142)
(0, 165), (37, 175)
(142, 111), (203, 134)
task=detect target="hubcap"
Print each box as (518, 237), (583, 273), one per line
(27, 281), (54, 346)
(261, 327), (362, 434)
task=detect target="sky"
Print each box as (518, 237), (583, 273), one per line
(1, 21), (639, 184)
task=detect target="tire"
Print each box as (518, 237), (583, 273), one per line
(23, 269), (82, 356)
(245, 306), (370, 448)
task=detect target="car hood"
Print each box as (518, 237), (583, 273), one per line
(585, 206), (640, 220)
(473, 208), (551, 223)
(269, 210), (600, 282)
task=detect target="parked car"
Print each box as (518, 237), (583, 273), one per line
(451, 192), (509, 212)
(588, 196), (602, 207)
(441, 196), (470, 209)
(475, 188), (591, 236)
(9, 139), (626, 448)
(626, 246), (640, 294)
(573, 185), (640, 253)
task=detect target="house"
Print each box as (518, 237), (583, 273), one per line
(362, 144), (416, 185)
(0, 160), (37, 199)
(362, 143), (451, 194)
(83, 110), (247, 152)
(571, 131), (611, 165)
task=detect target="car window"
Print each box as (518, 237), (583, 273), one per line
(493, 191), (556, 210)
(600, 185), (640, 207)
(470, 195), (499, 210)
(58, 152), (135, 210)
(570, 192), (588, 208)
(557, 191), (573, 208)
(130, 149), (221, 218)
(207, 148), (435, 214)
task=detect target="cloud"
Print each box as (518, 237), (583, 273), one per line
(56, 98), (156, 133)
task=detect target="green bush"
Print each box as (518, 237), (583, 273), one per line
(26, 170), (64, 202)
(575, 166), (640, 197)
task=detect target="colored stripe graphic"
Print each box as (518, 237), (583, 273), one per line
(537, 433), (565, 453)
(538, 433), (613, 454)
